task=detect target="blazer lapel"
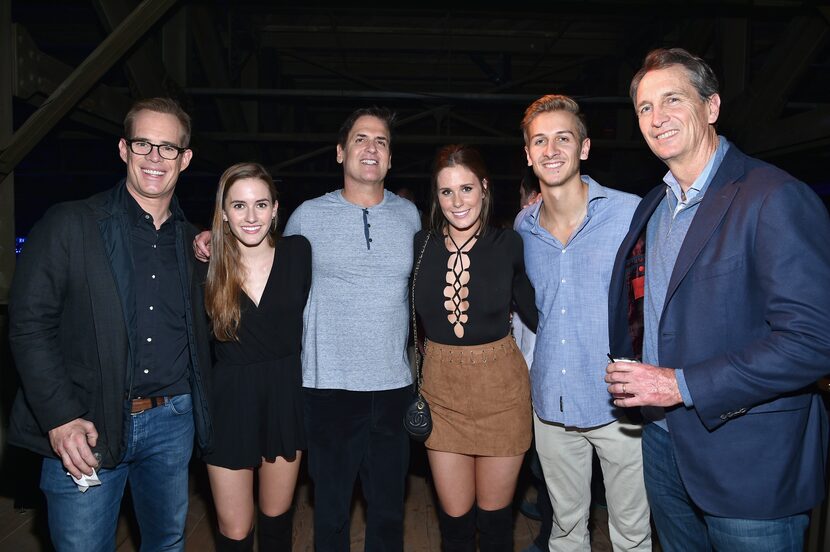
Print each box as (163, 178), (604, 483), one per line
(664, 151), (744, 307)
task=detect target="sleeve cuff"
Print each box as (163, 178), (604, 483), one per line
(676, 369), (694, 407)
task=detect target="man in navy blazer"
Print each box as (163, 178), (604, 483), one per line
(606, 48), (830, 551)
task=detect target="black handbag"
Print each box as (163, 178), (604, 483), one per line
(404, 232), (432, 442)
(403, 392), (431, 442)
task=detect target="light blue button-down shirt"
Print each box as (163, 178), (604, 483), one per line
(517, 176), (640, 427)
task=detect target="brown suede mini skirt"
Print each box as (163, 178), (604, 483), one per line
(420, 334), (532, 457)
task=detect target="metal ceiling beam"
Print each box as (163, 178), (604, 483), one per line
(486, 56), (597, 94)
(727, 14), (828, 133)
(677, 19), (716, 59)
(184, 87), (631, 105)
(11, 23), (227, 171)
(270, 55), (580, 82)
(92, 0), (168, 98)
(263, 23), (607, 39)
(742, 104), (830, 157)
(189, 5), (253, 142)
(720, 18), (748, 104)
(261, 29), (622, 56)
(0, 0), (178, 179)
(278, 49), (384, 90)
(239, 49), (259, 132)
(13, 24), (129, 134)
(162, 5), (188, 86)
(448, 111), (512, 138)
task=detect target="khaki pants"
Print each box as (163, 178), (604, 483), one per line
(534, 412), (652, 552)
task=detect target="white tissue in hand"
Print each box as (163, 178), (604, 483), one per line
(69, 469), (101, 492)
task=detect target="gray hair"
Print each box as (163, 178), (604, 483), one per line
(630, 48), (720, 105)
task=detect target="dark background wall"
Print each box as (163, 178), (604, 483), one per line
(4, 1), (830, 238)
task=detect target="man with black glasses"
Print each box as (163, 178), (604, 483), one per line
(8, 97), (213, 551)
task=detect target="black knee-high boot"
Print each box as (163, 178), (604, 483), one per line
(215, 529), (254, 552)
(476, 505), (514, 552)
(437, 506), (476, 552)
(258, 509), (293, 551)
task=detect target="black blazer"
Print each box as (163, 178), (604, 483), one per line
(8, 181), (213, 468)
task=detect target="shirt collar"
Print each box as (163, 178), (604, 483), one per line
(119, 181), (184, 228)
(583, 175), (609, 216)
(524, 175), (607, 234)
(663, 135), (730, 209)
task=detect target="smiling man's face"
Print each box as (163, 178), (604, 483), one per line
(336, 115), (391, 187)
(634, 64), (720, 172)
(118, 109), (192, 209)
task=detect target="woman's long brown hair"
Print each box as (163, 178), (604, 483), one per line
(205, 162), (278, 341)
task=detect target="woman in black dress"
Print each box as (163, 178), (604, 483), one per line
(203, 163), (310, 551)
(413, 145), (537, 551)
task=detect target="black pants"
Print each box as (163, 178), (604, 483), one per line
(304, 386), (411, 552)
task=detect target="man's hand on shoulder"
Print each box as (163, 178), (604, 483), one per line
(48, 418), (100, 479)
(193, 230), (212, 262)
(605, 361), (683, 408)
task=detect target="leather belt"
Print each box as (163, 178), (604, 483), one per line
(129, 396), (169, 414)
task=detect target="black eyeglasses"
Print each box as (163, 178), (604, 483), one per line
(125, 139), (188, 160)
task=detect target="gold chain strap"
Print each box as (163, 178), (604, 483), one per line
(411, 231), (431, 392)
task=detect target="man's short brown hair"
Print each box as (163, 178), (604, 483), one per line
(521, 94), (588, 144)
(124, 97), (191, 147)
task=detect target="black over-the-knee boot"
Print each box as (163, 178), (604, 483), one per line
(258, 509), (293, 551)
(437, 506), (476, 552)
(215, 528), (254, 552)
(476, 505), (514, 552)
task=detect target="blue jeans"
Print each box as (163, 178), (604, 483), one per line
(304, 386), (410, 552)
(642, 422), (808, 552)
(41, 394), (195, 552)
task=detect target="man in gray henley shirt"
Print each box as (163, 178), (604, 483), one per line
(284, 107), (420, 552)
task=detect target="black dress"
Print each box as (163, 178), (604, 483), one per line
(203, 235), (311, 469)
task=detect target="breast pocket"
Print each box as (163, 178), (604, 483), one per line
(692, 254), (744, 282)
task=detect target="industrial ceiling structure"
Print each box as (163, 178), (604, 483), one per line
(1, 1), (829, 243)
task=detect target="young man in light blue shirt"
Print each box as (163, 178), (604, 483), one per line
(516, 95), (651, 552)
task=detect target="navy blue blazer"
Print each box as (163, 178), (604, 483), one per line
(609, 143), (830, 519)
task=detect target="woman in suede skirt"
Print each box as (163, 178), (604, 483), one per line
(413, 144), (537, 552)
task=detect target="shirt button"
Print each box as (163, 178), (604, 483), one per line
(151, 275), (156, 279)
(561, 339), (566, 344)
(561, 278), (566, 283)
(561, 309), (566, 314)
(369, 238), (373, 242)
(149, 306), (154, 311)
(562, 249), (567, 254)
(146, 337), (152, 342)
(144, 214), (150, 220)
(561, 369), (567, 374)
(143, 369), (149, 374)
(152, 244), (157, 249)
